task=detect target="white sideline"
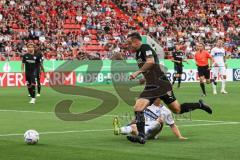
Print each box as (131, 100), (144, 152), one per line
(0, 109), (240, 123)
(0, 129), (113, 137)
(180, 122), (240, 127)
(0, 122), (239, 137)
(0, 109), (239, 124)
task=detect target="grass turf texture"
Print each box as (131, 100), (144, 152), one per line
(0, 82), (239, 160)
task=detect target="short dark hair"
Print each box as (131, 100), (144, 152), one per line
(127, 32), (142, 41)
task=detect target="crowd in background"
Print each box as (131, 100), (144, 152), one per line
(114, 0), (240, 59)
(0, 0), (136, 60)
(0, 0), (239, 61)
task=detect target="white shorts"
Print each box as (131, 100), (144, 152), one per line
(145, 121), (162, 139)
(212, 66), (226, 77)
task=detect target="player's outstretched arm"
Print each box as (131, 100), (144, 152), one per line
(172, 59), (180, 63)
(139, 57), (155, 73)
(130, 57), (155, 80)
(170, 124), (188, 140)
(183, 58), (189, 64)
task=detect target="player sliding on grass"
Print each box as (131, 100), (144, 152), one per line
(113, 98), (187, 140)
(126, 32), (212, 144)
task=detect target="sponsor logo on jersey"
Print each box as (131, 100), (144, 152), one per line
(26, 60), (36, 63)
(214, 52), (225, 57)
(146, 50), (153, 56)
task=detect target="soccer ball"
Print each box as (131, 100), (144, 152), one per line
(24, 130), (39, 145)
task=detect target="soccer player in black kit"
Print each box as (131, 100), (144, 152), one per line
(172, 44), (188, 88)
(22, 43), (41, 104)
(126, 32), (212, 144)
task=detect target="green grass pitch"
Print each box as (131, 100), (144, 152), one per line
(0, 82), (240, 160)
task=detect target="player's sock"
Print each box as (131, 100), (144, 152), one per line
(180, 103), (201, 114)
(120, 126), (132, 135)
(135, 111), (145, 138)
(180, 100), (212, 114)
(200, 83), (206, 95)
(37, 85), (41, 94)
(212, 78), (217, 86)
(221, 79), (226, 92)
(31, 85), (36, 98)
(178, 77), (181, 88)
(212, 81), (217, 94)
(28, 85), (34, 98)
(28, 87), (31, 96)
(172, 77), (176, 85)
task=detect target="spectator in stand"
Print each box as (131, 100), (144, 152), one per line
(113, 0), (240, 59)
(0, 0), (139, 60)
(0, 0), (239, 61)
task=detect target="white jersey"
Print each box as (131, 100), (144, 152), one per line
(144, 104), (175, 125)
(211, 47), (226, 67)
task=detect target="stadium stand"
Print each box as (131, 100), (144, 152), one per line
(113, 0), (240, 59)
(0, 0), (239, 60)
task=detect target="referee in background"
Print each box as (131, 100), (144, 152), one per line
(195, 43), (213, 96)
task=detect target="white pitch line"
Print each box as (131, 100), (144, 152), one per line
(0, 109), (53, 114)
(0, 122), (240, 138)
(179, 122), (240, 127)
(0, 109), (240, 124)
(0, 129), (113, 137)
(0, 109), (117, 117)
(176, 119), (230, 123)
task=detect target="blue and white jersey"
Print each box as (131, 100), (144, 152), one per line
(144, 104), (175, 125)
(211, 47), (226, 67)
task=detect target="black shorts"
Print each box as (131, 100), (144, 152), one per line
(174, 65), (183, 74)
(139, 76), (177, 105)
(197, 65), (210, 79)
(25, 73), (36, 86)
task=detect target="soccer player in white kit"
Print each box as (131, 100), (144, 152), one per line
(113, 98), (187, 140)
(211, 39), (228, 94)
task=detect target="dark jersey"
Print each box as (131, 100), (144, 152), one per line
(135, 44), (165, 85)
(22, 53), (41, 74)
(172, 51), (184, 67)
